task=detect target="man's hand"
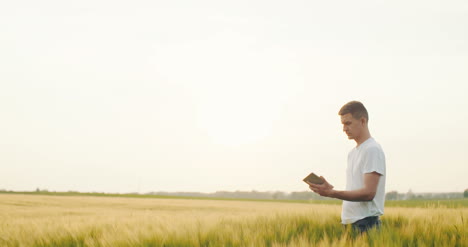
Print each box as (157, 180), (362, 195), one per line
(307, 173), (381, 202)
(307, 176), (335, 198)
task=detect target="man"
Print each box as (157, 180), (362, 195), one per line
(308, 101), (386, 233)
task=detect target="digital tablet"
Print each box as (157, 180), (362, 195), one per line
(303, 172), (325, 185)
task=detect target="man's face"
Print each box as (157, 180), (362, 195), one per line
(340, 113), (364, 140)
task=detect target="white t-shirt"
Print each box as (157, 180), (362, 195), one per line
(341, 137), (386, 224)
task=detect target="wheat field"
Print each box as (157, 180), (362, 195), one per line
(0, 194), (466, 247)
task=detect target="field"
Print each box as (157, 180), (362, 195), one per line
(0, 193), (466, 247)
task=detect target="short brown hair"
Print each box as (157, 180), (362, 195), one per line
(338, 101), (369, 121)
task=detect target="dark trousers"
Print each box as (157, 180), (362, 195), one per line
(351, 216), (381, 233)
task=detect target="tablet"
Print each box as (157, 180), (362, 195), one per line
(303, 172), (325, 185)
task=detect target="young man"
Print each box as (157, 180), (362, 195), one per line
(308, 101), (386, 233)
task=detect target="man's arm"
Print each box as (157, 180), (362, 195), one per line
(308, 172), (381, 202)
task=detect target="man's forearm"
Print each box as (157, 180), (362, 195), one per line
(329, 189), (375, 202)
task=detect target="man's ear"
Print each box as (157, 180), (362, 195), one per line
(360, 117), (367, 126)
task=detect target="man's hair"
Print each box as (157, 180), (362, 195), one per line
(338, 101), (369, 121)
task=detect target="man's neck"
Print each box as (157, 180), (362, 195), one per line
(355, 132), (371, 147)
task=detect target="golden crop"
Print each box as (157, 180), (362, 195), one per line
(0, 194), (466, 246)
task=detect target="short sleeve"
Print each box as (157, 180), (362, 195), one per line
(362, 146), (386, 175)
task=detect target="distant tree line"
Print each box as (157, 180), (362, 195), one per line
(1, 188), (466, 201)
(148, 190), (466, 201)
(147, 190), (334, 201)
(385, 190), (464, 200)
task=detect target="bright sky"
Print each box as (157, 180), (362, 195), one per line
(1, 1), (467, 194)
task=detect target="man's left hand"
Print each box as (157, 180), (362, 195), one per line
(307, 176), (335, 198)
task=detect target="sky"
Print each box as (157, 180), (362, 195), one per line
(1, 0), (467, 194)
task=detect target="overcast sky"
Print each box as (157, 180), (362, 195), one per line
(1, 1), (467, 194)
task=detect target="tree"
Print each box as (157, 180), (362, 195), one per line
(385, 191), (399, 200)
(405, 189), (415, 200)
(464, 189), (468, 198)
